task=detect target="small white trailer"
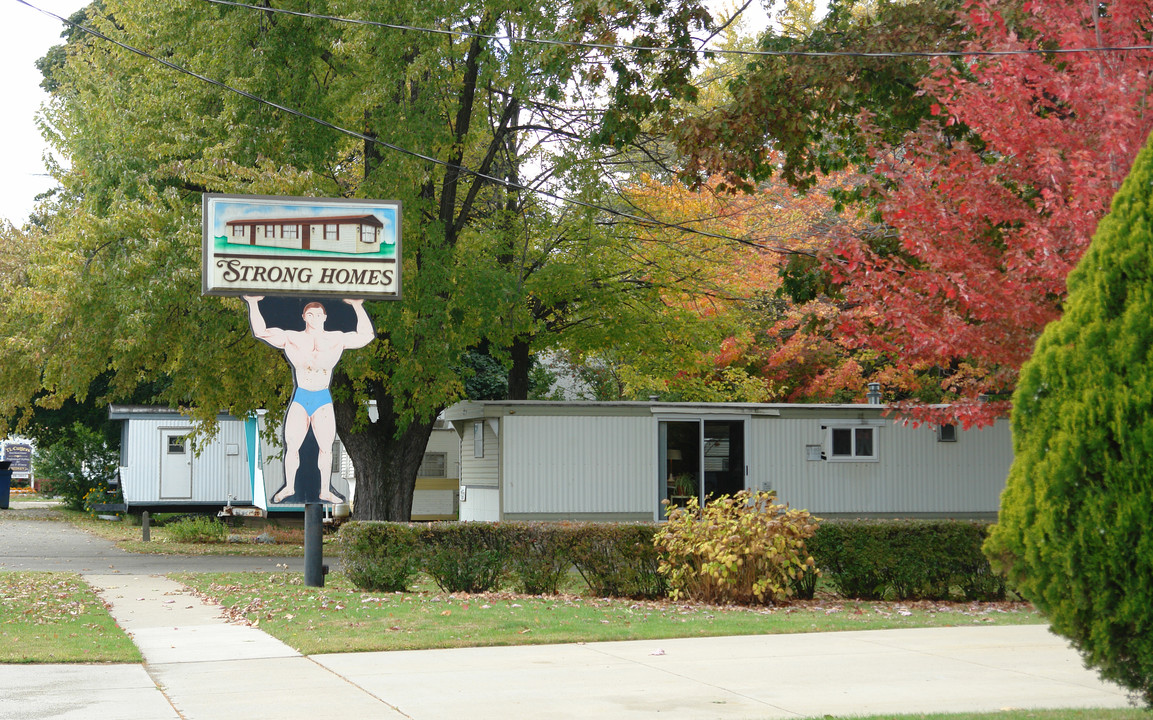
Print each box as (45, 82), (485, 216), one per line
(108, 405), (459, 518)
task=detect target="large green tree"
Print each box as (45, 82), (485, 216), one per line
(671, 0), (967, 192)
(985, 132), (1153, 705)
(2, 0), (710, 519)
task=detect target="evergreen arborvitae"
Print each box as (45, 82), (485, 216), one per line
(985, 133), (1153, 705)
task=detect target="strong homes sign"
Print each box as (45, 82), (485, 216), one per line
(202, 194), (401, 299)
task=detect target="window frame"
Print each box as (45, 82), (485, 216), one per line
(473, 422), (484, 458)
(417, 452), (448, 478)
(824, 424), (880, 462)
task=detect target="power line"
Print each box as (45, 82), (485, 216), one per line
(16, 0), (795, 255)
(199, 0), (1153, 59)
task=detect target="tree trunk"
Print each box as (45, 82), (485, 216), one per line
(332, 374), (438, 521)
(507, 337), (531, 400)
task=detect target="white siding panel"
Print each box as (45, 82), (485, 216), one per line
(749, 417), (1011, 516)
(460, 487), (500, 521)
(412, 490), (456, 517)
(502, 415), (654, 515)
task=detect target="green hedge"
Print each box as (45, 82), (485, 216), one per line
(561, 523), (665, 599)
(338, 521), (664, 598)
(808, 520), (1006, 601)
(420, 522), (508, 593)
(338, 522), (424, 592)
(339, 518), (1005, 603)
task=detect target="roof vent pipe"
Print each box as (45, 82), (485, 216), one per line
(866, 383), (882, 405)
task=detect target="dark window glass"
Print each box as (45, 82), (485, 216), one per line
(832, 428), (852, 456)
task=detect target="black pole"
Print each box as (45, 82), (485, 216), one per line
(304, 503), (325, 587)
(142, 510), (151, 542)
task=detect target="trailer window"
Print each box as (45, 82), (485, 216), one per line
(827, 427), (877, 461)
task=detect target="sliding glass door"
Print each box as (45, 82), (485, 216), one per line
(658, 418), (746, 515)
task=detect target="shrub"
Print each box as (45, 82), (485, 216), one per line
(501, 523), (573, 595)
(654, 491), (819, 605)
(806, 521), (888, 600)
(985, 135), (1153, 705)
(32, 423), (119, 512)
(83, 484), (124, 519)
(165, 516), (227, 543)
(338, 522), (423, 592)
(420, 522), (507, 593)
(563, 523), (666, 599)
(812, 520), (1005, 602)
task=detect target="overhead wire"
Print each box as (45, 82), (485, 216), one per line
(16, 0), (808, 254)
(197, 0), (1153, 59)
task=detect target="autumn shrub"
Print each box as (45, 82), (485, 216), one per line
(501, 522), (573, 595)
(985, 135), (1153, 706)
(812, 520), (1005, 602)
(165, 516), (227, 544)
(654, 491), (819, 605)
(561, 523), (666, 599)
(338, 522), (423, 592)
(420, 522), (507, 593)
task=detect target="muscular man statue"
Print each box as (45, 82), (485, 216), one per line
(244, 296), (374, 503)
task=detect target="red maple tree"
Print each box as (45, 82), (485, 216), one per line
(833, 0), (1153, 426)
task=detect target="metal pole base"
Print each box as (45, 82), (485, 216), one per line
(304, 503), (325, 587)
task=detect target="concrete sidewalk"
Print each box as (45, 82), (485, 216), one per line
(1, 573), (1135, 720)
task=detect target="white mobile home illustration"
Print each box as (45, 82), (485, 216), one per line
(226, 214), (386, 254)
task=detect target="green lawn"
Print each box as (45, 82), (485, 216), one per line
(174, 570), (1043, 655)
(59, 507), (316, 557)
(818, 711), (1147, 720)
(0, 572), (141, 663)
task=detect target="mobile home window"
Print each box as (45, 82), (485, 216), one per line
(167, 435), (187, 455)
(231, 225), (245, 238)
(937, 423), (958, 442)
(417, 452), (448, 478)
(473, 422), (484, 458)
(282, 224), (298, 240)
(361, 224), (378, 243)
(263, 224), (276, 238)
(828, 427), (877, 461)
(324, 224), (339, 241)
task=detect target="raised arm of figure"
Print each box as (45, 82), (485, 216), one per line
(244, 295), (288, 348)
(341, 298), (376, 349)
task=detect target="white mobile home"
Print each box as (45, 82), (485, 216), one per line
(443, 401), (1013, 522)
(109, 405), (459, 517)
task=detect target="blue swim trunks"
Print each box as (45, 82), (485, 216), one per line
(291, 387), (333, 416)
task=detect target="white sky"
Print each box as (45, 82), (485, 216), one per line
(2, 0), (88, 226)
(1, 0), (771, 227)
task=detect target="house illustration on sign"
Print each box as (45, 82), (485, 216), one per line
(226, 214), (388, 254)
